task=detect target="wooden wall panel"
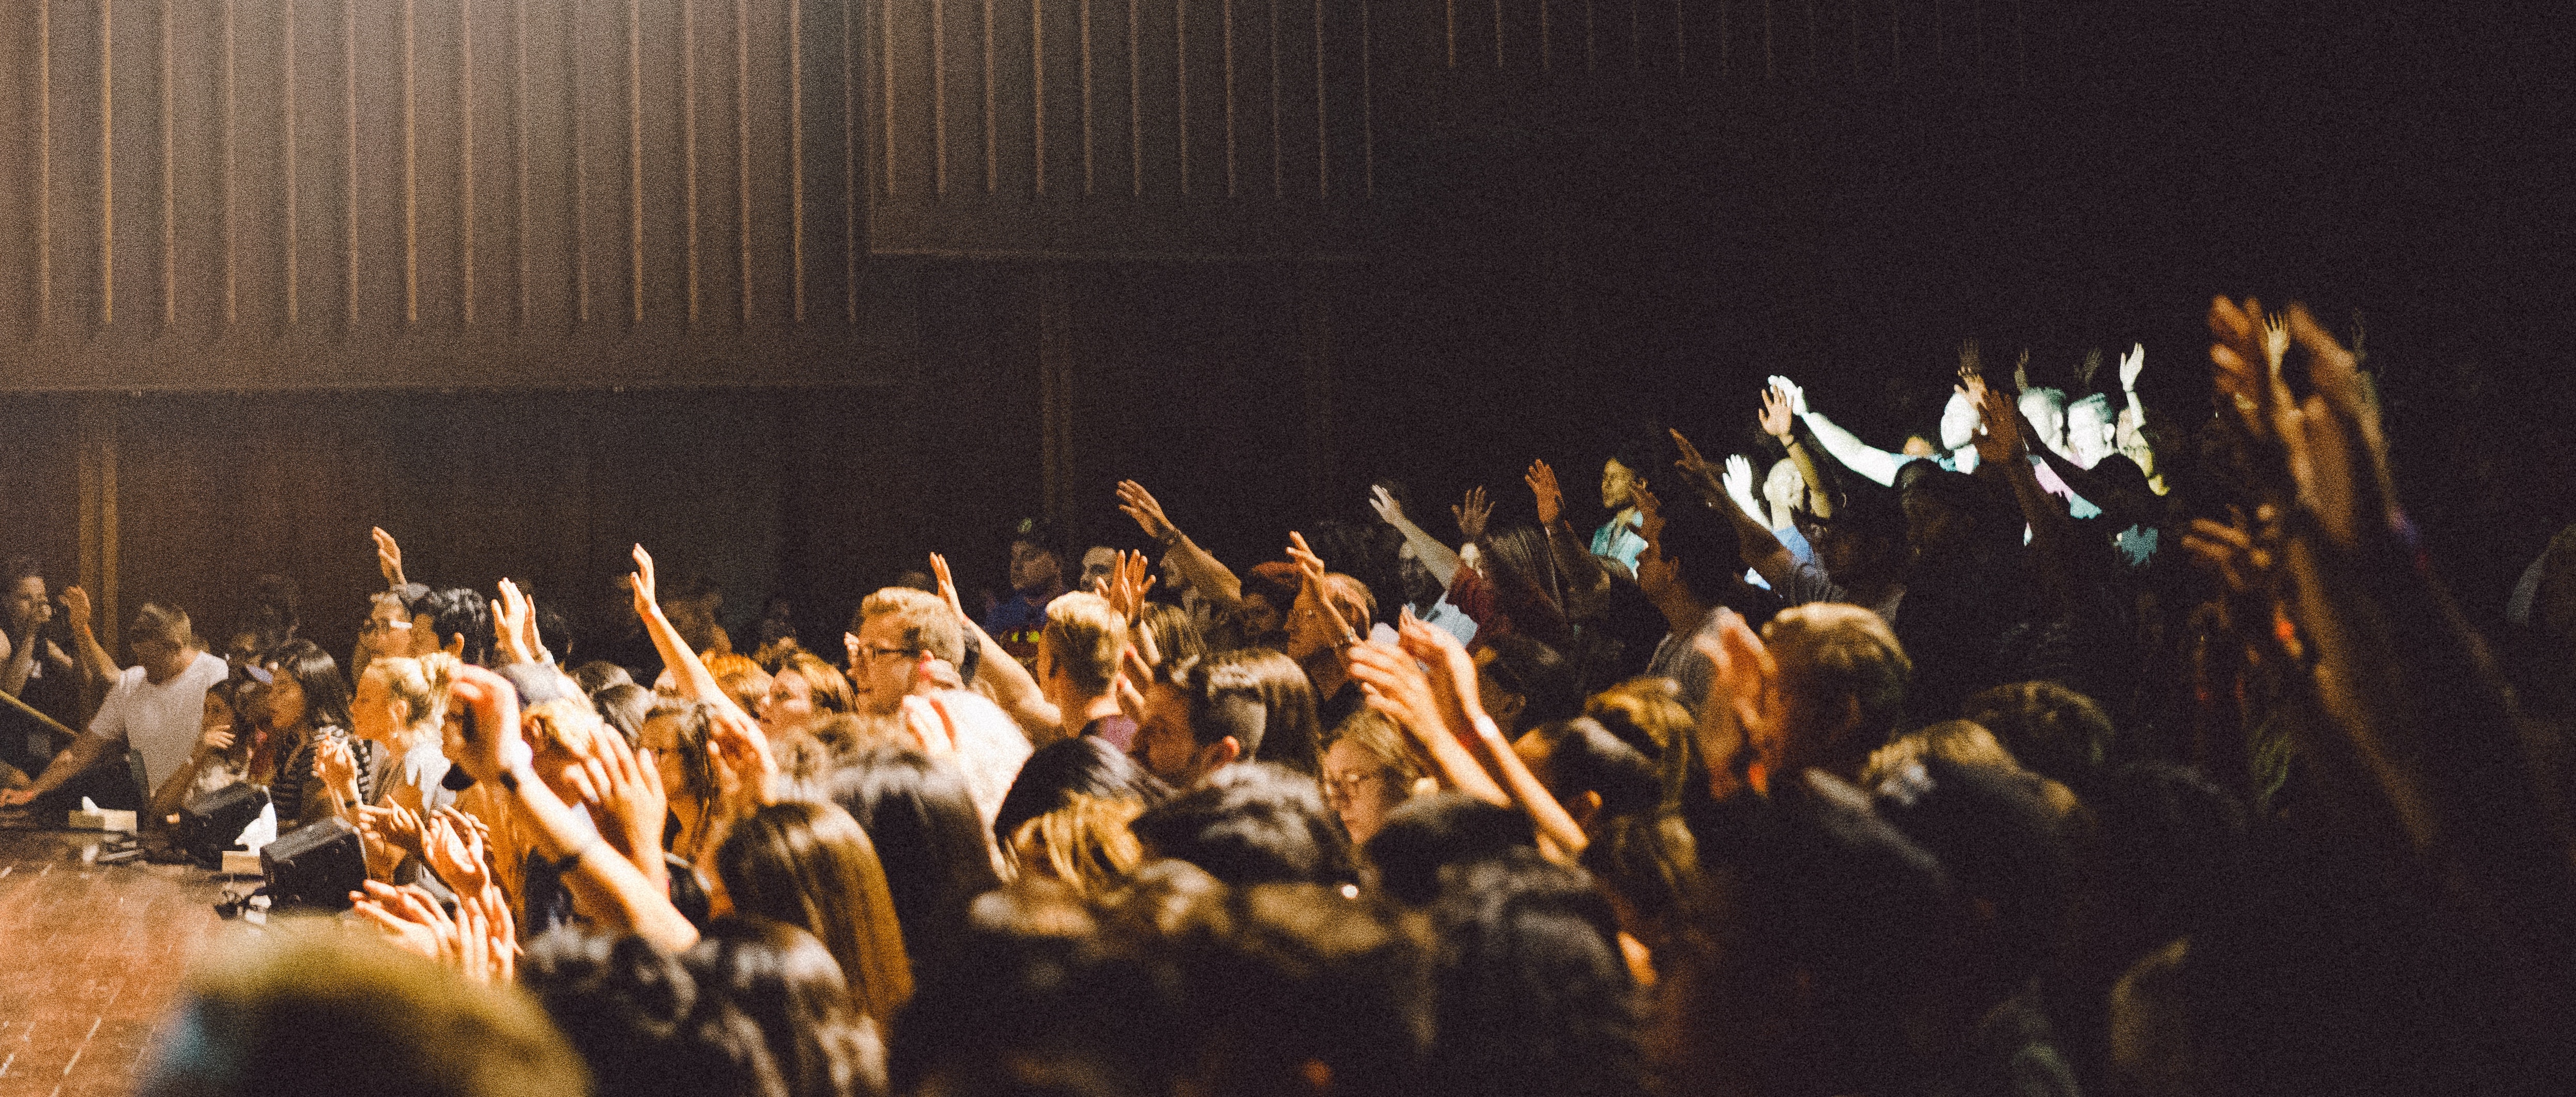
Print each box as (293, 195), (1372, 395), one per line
(0, 0), (895, 391)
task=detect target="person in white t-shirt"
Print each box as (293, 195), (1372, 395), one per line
(0, 600), (228, 810)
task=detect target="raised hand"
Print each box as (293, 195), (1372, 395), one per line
(1367, 485), (1408, 528)
(1115, 480), (1178, 542)
(1766, 375), (1809, 415)
(2075, 347), (2105, 391)
(198, 719), (237, 756)
(1721, 454), (1758, 512)
(1632, 481), (1665, 548)
(1970, 376), (2025, 465)
(1105, 551), (1156, 620)
(580, 732), (671, 890)
(493, 579), (534, 665)
(926, 553), (970, 623)
(1523, 461), (1562, 528)
(707, 705), (780, 810)
(1454, 485), (1494, 540)
(2012, 348), (2032, 393)
(629, 544), (661, 620)
(1347, 638), (1451, 746)
(1958, 338), (1983, 378)
(444, 663), (533, 787)
(2119, 342), (2146, 391)
(372, 527), (407, 588)
(57, 586), (92, 629)
(1670, 430), (1718, 486)
(1758, 385), (1797, 438)
(1392, 613), (1485, 738)
(1287, 531), (1359, 649)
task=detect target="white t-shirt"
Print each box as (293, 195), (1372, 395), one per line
(90, 651), (229, 791)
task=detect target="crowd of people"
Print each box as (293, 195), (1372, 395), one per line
(6, 296), (2575, 1097)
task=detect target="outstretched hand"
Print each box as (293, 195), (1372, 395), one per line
(423, 807), (494, 895)
(1454, 486), (1493, 541)
(580, 731), (672, 890)
(493, 579), (534, 665)
(2207, 298), (2389, 548)
(1393, 614), (1484, 739)
(1367, 485), (1408, 529)
(1670, 430), (1718, 488)
(927, 553), (970, 623)
(445, 663), (533, 786)
(1116, 481), (1178, 542)
(2120, 342), (2146, 391)
(629, 544), (661, 620)
(1523, 461), (1562, 528)
(372, 527), (407, 588)
(1105, 551), (1157, 620)
(1721, 454), (1757, 510)
(57, 586), (93, 630)
(1766, 375), (1809, 415)
(708, 705), (780, 810)
(1758, 385), (1797, 438)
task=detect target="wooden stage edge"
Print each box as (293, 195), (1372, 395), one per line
(0, 828), (242, 1097)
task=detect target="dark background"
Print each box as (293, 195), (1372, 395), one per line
(4, 0), (2570, 665)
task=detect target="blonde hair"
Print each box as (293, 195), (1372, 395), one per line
(858, 587), (966, 665)
(1007, 794), (1146, 897)
(1041, 591), (1127, 694)
(1764, 603), (1912, 740)
(1585, 676), (1696, 756)
(360, 652), (457, 753)
(139, 924), (586, 1097)
(1322, 709), (1424, 789)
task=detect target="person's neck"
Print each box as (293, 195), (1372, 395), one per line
(143, 648), (200, 685)
(1651, 590), (1712, 640)
(1068, 690), (1123, 729)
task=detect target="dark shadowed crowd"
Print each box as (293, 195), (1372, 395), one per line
(6, 297), (2575, 1097)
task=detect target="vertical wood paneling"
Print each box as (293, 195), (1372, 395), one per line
(99, 0), (113, 327)
(401, 0), (417, 323)
(280, 0), (295, 326)
(159, 0), (173, 326)
(6, 0), (878, 384)
(790, 0), (806, 318)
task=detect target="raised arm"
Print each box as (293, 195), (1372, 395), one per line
(56, 586), (119, 688)
(1394, 614), (1590, 861)
(372, 526), (408, 589)
(1760, 383), (1836, 521)
(447, 664), (699, 952)
(1712, 456), (1798, 589)
(1368, 485), (1464, 588)
(1118, 480), (1242, 610)
(1775, 375), (1909, 487)
(631, 545), (755, 725)
(1967, 370), (2078, 617)
(933, 552), (1062, 740)
(1524, 461), (1610, 592)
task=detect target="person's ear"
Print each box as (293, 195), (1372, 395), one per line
(444, 633), (466, 659)
(391, 697), (412, 727)
(1203, 737), (1242, 774)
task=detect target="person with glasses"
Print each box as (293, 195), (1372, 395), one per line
(1319, 710), (1423, 847)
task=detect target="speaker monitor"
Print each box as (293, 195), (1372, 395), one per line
(260, 816), (365, 910)
(176, 782), (271, 869)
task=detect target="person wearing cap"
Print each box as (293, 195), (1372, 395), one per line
(0, 597), (229, 811)
(981, 517), (1069, 657)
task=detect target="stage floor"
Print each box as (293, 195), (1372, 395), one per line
(0, 829), (238, 1097)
